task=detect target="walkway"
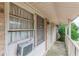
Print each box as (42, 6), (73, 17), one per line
(46, 41), (67, 56)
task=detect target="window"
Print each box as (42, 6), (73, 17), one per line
(8, 3), (34, 44)
(37, 15), (45, 45)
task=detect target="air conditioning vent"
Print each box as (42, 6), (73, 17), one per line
(23, 44), (33, 56)
(17, 41), (33, 56)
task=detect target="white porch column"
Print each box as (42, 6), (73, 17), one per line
(65, 25), (67, 36)
(34, 13), (38, 46)
(68, 19), (71, 38)
(65, 25), (68, 44)
(65, 19), (72, 56)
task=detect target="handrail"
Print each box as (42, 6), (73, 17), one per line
(66, 35), (79, 50)
(66, 35), (79, 55)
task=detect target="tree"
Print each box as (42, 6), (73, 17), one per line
(71, 23), (79, 41)
(58, 23), (79, 42)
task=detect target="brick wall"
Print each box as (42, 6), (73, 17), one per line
(0, 3), (5, 56)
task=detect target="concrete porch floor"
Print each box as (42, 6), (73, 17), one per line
(46, 41), (68, 56)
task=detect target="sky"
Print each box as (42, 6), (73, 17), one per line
(73, 17), (79, 28)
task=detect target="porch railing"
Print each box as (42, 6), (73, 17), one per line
(65, 35), (79, 56)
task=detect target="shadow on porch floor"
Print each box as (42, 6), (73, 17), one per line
(46, 41), (68, 56)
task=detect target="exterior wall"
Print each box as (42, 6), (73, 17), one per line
(6, 39), (29, 56)
(5, 2), (57, 56)
(27, 42), (45, 56)
(52, 24), (57, 43)
(47, 23), (57, 51)
(27, 23), (57, 56)
(47, 23), (52, 49)
(0, 3), (5, 55)
(5, 2), (46, 56)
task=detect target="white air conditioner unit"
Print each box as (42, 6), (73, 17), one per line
(17, 40), (34, 56)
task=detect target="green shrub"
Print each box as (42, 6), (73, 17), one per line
(71, 23), (79, 41)
(58, 24), (65, 42)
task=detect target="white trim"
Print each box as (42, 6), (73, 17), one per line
(4, 2), (10, 56)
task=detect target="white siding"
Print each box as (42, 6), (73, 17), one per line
(47, 23), (57, 50)
(27, 42), (45, 56)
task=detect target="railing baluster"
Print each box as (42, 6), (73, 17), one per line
(75, 47), (76, 56)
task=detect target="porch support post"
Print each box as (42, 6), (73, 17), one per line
(5, 2), (10, 56)
(44, 18), (48, 51)
(65, 25), (68, 44)
(65, 25), (69, 55)
(65, 19), (72, 56)
(34, 13), (38, 46)
(65, 25), (67, 36)
(68, 19), (71, 38)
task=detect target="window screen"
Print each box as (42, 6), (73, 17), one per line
(37, 15), (45, 45)
(8, 3), (34, 44)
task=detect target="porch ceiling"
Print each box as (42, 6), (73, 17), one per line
(29, 2), (79, 25)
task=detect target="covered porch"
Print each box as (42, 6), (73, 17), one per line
(0, 2), (79, 56)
